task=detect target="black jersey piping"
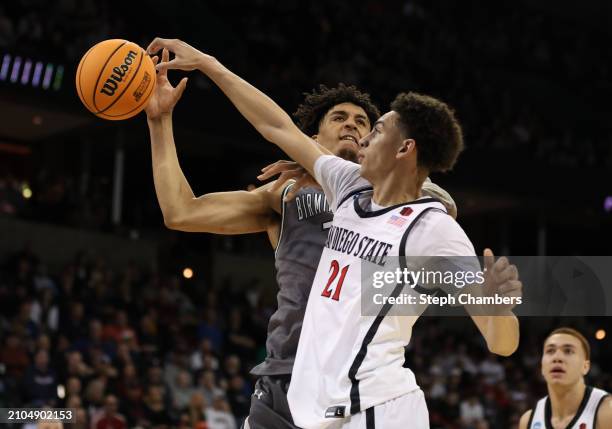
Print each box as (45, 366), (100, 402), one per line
(274, 183), (293, 258)
(544, 385), (592, 429)
(337, 186), (373, 208)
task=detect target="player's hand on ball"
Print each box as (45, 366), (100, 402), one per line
(147, 38), (208, 72)
(482, 248), (522, 313)
(257, 160), (321, 201)
(145, 49), (188, 120)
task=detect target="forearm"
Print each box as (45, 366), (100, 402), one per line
(148, 114), (196, 226)
(197, 56), (322, 174)
(482, 314), (519, 356)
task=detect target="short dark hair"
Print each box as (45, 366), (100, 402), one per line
(545, 327), (591, 360)
(390, 92), (464, 173)
(294, 84), (380, 136)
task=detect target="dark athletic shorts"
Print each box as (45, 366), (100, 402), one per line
(241, 375), (300, 429)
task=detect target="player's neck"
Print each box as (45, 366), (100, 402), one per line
(371, 169), (421, 207)
(548, 380), (586, 420)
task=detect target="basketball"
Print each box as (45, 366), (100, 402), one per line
(75, 39), (156, 120)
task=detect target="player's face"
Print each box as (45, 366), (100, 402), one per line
(541, 334), (590, 387)
(357, 111), (407, 181)
(315, 103), (371, 162)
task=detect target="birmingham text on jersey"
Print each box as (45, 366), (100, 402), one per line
(295, 192), (332, 221)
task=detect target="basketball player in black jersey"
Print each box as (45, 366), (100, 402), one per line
(145, 48), (455, 429)
(519, 328), (611, 429)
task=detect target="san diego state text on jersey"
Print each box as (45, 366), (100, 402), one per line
(324, 225), (393, 267)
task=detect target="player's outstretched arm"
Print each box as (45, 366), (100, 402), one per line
(146, 50), (280, 234)
(518, 410), (532, 429)
(467, 249), (521, 356)
(146, 38), (325, 176)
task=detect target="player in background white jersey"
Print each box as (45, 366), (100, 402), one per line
(147, 38), (521, 429)
(519, 328), (612, 429)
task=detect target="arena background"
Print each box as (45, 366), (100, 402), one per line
(0, 1), (611, 428)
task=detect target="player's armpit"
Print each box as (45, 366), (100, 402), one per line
(165, 181), (281, 234)
(518, 410), (532, 429)
(596, 395), (612, 429)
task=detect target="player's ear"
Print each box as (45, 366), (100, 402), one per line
(582, 359), (591, 376)
(397, 139), (415, 159)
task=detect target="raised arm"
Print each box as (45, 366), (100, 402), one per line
(147, 38), (325, 175)
(146, 49), (280, 235)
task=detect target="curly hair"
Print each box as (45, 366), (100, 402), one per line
(293, 84), (380, 136)
(390, 92), (464, 173)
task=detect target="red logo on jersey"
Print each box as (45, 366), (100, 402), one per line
(400, 207), (413, 216)
(579, 424), (586, 429)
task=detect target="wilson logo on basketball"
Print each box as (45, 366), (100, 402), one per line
(100, 50), (138, 96)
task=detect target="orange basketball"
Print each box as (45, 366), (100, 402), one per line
(76, 39), (156, 120)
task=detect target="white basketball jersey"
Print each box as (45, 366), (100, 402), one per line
(528, 386), (609, 429)
(287, 188), (446, 429)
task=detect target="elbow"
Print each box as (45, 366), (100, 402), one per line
(163, 215), (182, 230)
(162, 207), (188, 231)
(489, 345), (517, 357)
(487, 339), (519, 357)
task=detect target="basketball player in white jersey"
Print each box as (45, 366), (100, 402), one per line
(148, 37), (522, 429)
(519, 328), (611, 429)
(145, 47), (456, 429)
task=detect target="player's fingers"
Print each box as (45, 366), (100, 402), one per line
(174, 77), (188, 99)
(258, 165), (301, 181)
(493, 256), (509, 273)
(268, 170), (300, 191)
(151, 55), (159, 66)
(261, 160), (297, 173)
(498, 280), (522, 296)
(284, 183), (301, 202)
(155, 58), (179, 72)
(291, 173), (312, 193)
(146, 37), (171, 55)
(496, 264), (518, 283)
(483, 248), (495, 273)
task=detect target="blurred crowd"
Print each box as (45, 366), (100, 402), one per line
(0, 171), (113, 230)
(0, 244), (269, 428)
(1, 244), (610, 429)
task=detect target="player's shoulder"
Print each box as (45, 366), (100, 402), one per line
(412, 207), (475, 256)
(419, 207), (466, 238)
(518, 409), (533, 429)
(596, 394), (612, 429)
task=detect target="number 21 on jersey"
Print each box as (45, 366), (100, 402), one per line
(321, 259), (350, 301)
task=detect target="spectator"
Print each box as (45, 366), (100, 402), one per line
(196, 371), (225, 407)
(187, 391), (207, 428)
(143, 385), (173, 427)
(460, 395), (486, 428)
(0, 334), (30, 380)
(191, 339), (219, 373)
(22, 349), (57, 406)
(206, 395), (237, 429)
(171, 370), (195, 412)
(91, 394), (127, 429)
